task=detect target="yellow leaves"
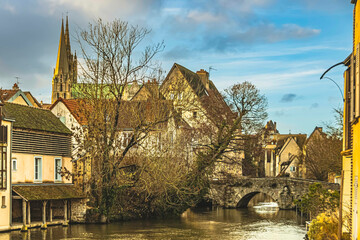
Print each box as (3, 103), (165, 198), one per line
(308, 212), (338, 240)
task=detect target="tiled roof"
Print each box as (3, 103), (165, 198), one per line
(13, 184), (85, 201)
(170, 63), (235, 124)
(3, 102), (71, 135)
(51, 98), (87, 125)
(1, 90), (18, 101)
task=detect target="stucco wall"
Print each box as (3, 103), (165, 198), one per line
(0, 120), (12, 231)
(12, 153), (72, 184)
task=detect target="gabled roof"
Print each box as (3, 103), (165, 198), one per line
(1, 89), (17, 101)
(51, 98), (87, 125)
(275, 134), (307, 153)
(173, 63), (208, 97)
(3, 102), (71, 135)
(23, 91), (41, 108)
(161, 63), (235, 125)
(0, 89), (33, 106)
(131, 81), (164, 101)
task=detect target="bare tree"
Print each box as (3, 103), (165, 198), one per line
(223, 81), (268, 134)
(305, 131), (342, 181)
(323, 106), (343, 140)
(74, 19), (166, 220)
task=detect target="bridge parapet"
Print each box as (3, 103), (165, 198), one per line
(209, 177), (339, 210)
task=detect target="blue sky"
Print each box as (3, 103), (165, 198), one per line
(0, 0), (353, 134)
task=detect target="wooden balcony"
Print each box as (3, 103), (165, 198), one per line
(0, 126), (8, 144)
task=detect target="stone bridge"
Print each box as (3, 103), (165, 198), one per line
(209, 177), (340, 209)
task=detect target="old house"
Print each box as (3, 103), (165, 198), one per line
(2, 102), (85, 230)
(262, 121), (306, 178)
(0, 102), (13, 232)
(50, 97), (190, 191)
(160, 63), (242, 179)
(1, 83), (41, 108)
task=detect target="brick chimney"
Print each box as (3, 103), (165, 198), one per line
(12, 83), (19, 90)
(196, 69), (209, 90)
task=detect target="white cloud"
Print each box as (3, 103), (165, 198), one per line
(41, 0), (162, 21)
(187, 10), (225, 24)
(1, 2), (16, 14)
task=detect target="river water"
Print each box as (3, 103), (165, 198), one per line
(5, 194), (307, 240)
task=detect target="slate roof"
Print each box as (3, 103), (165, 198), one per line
(3, 102), (71, 135)
(13, 184), (85, 201)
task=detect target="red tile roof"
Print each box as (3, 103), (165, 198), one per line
(51, 98), (87, 125)
(0, 90), (18, 102)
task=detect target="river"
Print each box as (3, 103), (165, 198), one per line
(5, 194), (307, 240)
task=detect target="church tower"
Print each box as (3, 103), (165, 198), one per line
(52, 16), (77, 104)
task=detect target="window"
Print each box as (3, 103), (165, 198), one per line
(0, 146), (7, 189)
(170, 93), (175, 100)
(193, 111), (197, 119)
(34, 157), (42, 182)
(122, 132), (134, 148)
(12, 159), (17, 171)
(55, 158), (62, 181)
(1, 196), (5, 208)
(290, 166), (296, 172)
(178, 93), (183, 100)
(60, 84), (63, 92)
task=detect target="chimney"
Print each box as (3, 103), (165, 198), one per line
(12, 83), (19, 90)
(196, 69), (209, 90)
(318, 127), (323, 132)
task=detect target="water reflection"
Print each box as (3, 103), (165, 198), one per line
(7, 194), (306, 240)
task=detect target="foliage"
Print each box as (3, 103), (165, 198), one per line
(294, 183), (339, 219)
(307, 212), (338, 240)
(305, 130), (342, 181)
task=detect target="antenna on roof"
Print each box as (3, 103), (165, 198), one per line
(14, 76), (21, 85)
(209, 66), (217, 79)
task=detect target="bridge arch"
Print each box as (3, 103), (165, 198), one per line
(235, 190), (278, 208)
(209, 178), (340, 209)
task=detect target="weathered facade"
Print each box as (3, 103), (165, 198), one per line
(0, 103), (13, 232)
(160, 64), (242, 179)
(2, 102), (86, 231)
(261, 121), (306, 178)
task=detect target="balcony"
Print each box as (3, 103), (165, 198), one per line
(0, 126), (7, 144)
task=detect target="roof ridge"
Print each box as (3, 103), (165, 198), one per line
(6, 102), (50, 111)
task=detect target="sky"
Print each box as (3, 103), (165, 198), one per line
(0, 0), (354, 135)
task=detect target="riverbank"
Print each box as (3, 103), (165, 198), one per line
(3, 207), (307, 240)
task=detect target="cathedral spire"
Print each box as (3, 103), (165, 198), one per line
(54, 18), (69, 75)
(65, 15), (71, 54)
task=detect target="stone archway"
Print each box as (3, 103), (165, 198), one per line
(236, 191), (279, 208)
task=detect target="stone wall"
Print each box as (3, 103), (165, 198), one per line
(71, 199), (87, 223)
(209, 177), (340, 210)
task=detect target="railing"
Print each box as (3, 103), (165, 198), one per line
(0, 126), (8, 144)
